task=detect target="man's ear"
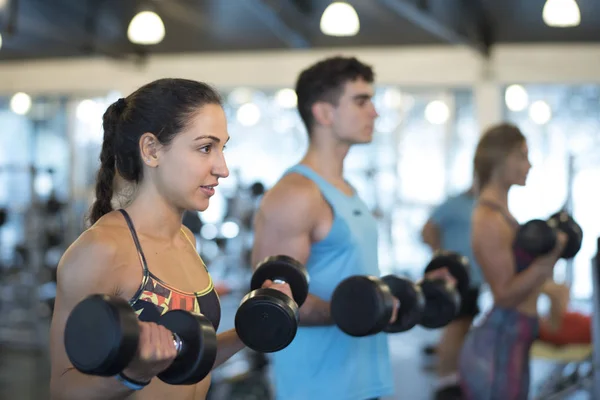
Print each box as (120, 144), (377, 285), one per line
(139, 132), (162, 167)
(311, 101), (334, 127)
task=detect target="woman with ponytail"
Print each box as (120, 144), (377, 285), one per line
(49, 78), (291, 400)
(458, 123), (568, 399)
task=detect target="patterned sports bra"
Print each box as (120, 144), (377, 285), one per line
(118, 209), (221, 331)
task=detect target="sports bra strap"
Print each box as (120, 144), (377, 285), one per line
(478, 199), (520, 229)
(118, 209), (150, 304)
(118, 209), (150, 273)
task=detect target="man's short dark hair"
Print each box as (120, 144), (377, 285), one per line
(295, 56), (374, 135)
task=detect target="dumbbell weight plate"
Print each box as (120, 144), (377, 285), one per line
(236, 255), (309, 353)
(513, 220), (556, 272)
(548, 212), (583, 259)
(515, 220), (556, 256)
(382, 275), (424, 333)
(424, 251), (471, 300)
(235, 288), (299, 353)
(419, 279), (460, 329)
(64, 294), (140, 376)
(330, 275), (395, 337)
(250, 255), (309, 307)
(157, 310), (217, 385)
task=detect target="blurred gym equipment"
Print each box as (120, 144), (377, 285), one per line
(0, 164), (67, 350)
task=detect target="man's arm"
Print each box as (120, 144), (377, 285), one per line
(212, 329), (246, 368)
(421, 219), (441, 252)
(421, 199), (451, 252)
(251, 175), (333, 326)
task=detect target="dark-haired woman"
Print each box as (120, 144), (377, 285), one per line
(458, 123), (567, 400)
(49, 78), (291, 400)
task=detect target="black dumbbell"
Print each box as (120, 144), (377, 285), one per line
(418, 251), (471, 329)
(234, 255), (309, 353)
(513, 211), (583, 272)
(64, 294), (217, 385)
(330, 274), (425, 337)
(549, 212), (583, 259)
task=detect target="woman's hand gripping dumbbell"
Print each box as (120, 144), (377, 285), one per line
(64, 294), (217, 387)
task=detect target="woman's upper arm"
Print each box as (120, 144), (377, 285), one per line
(49, 230), (124, 380)
(472, 211), (516, 302)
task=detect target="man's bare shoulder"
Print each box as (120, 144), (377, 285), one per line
(259, 173), (323, 217)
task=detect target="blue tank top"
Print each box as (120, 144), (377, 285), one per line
(430, 192), (483, 288)
(270, 165), (394, 400)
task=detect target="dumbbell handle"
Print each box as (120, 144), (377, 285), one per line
(547, 219), (560, 231)
(172, 333), (184, 355)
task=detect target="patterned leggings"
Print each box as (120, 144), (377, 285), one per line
(458, 307), (539, 400)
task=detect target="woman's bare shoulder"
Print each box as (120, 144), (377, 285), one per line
(57, 212), (134, 290)
(472, 206), (515, 245)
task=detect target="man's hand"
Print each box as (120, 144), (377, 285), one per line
(261, 280), (294, 302)
(424, 266), (457, 289)
(389, 296), (400, 324)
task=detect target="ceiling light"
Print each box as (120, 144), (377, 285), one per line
(76, 99), (103, 123)
(425, 100), (450, 125)
(543, 0), (581, 27)
(320, 2), (360, 37)
(529, 101), (552, 125)
(275, 88), (297, 109)
(381, 88), (403, 109)
(127, 11), (165, 45)
(228, 88), (255, 106)
(10, 92), (32, 115)
(237, 103), (261, 127)
(505, 85), (529, 112)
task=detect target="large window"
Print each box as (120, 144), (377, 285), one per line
(0, 95), (69, 265)
(503, 84), (600, 299)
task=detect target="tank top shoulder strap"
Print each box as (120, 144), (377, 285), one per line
(284, 164), (344, 206)
(118, 209), (150, 303)
(477, 199), (520, 229)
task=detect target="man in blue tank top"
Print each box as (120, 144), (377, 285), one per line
(252, 56), (397, 400)
(420, 185), (482, 399)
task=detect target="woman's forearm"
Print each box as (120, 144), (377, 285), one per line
(213, 329), (246, 369)
(544, 281), (570, 331)
(495, 262), (553, 308)
(50, 370), (135, 400)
